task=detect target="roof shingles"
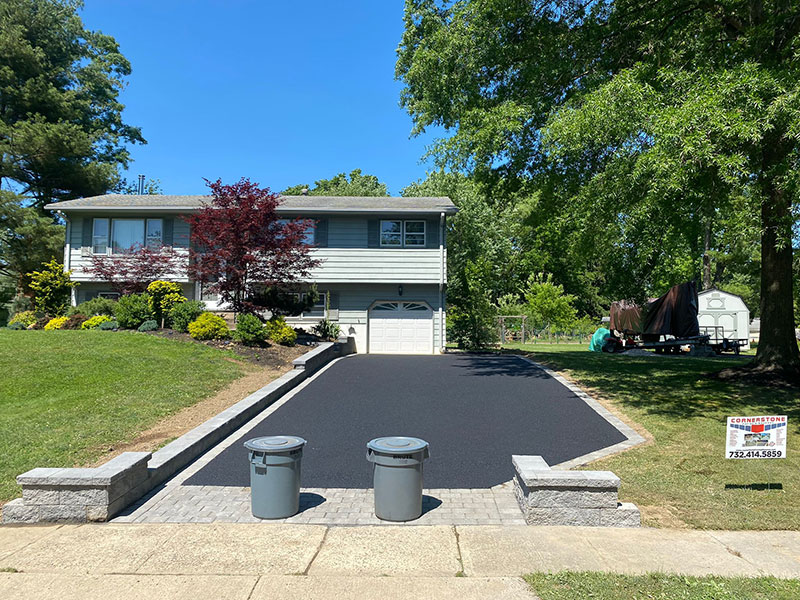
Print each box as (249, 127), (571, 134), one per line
(44, 194), (457, 213)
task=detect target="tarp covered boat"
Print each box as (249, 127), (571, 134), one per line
(609, 281), (700, 339)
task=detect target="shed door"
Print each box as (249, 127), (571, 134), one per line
(368, 302), (433, 354)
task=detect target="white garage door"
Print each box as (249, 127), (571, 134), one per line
(369, 302), (433, 354)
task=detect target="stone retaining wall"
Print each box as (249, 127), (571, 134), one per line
(3, 338), (355, 524)
(512, 455), (640, 527)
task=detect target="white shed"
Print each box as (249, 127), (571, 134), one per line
(698, 289), (751, 350)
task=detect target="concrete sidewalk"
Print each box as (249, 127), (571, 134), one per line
(1, 523), (799, 599)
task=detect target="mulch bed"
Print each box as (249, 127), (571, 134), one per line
(145, 329), (314, 367)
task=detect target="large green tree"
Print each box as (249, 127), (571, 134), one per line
(0, 0), (144, 208)
(398, 0), (800, 374)
(0, 190), (63, 293)
(282, 169), (389, 197)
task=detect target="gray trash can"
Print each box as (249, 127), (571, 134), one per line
(366, 436), (430, 522)
(244, 435), (306, 519)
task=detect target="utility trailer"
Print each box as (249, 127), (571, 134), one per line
(699, 325), (748, 355)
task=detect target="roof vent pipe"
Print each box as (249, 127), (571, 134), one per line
(138, 174), (145, 195)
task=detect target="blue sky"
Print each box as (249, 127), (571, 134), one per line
(80, 1), (443, 196)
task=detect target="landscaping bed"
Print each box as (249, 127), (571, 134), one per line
(505, 343), (799, 530)
(0, 330), (301, 505)
(144, 328), (309, 367)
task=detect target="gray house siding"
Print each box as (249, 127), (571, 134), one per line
(327, 218), (368, 248)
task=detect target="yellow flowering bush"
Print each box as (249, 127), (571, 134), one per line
(81, 315), (113, 330)
(188, 312), (230, 340)
(9, 311), (36, 328)
(44, 316), (69, 330)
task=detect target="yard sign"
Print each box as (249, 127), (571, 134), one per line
(726, 416), (787, 459)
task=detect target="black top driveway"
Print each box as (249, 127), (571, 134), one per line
(185, 354), (627, 489)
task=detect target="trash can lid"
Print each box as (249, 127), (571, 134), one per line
(244, 435), (306, 452)
(367, 436), (428, 454)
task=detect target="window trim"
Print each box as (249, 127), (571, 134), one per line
(379, 220), (403, 248)
(92, 218), (110, 254)
(379, 220), (426, 248)
(145, 218), (163, 250)
(403, 220), (426, 247)
(91, 218), (164, 255)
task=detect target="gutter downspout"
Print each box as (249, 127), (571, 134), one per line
(63, 214), (77, 306)
(439, 211), (445, 353)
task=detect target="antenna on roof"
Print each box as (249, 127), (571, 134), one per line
(138, 174), (145, 195)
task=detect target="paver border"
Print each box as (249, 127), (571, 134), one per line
(514, 355), (647, 468)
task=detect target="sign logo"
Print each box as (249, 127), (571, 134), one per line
(726, 416), (787, 459)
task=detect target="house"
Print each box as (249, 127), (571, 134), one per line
(697, 288), (751, 350)
(45, 194), (457, 354)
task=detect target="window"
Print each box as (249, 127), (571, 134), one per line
(278, 219), (315, 245)
(199, 283), (219, 302)
(380, 220), (426, 248)
(111, 219), (145, 254)
(304, 293), (326, 318)
(404, 221), (426, 247)
(146, 219), (163, 249)
(92, 218), (109, 254)
(288, 291), (327, 318)
(380, 220), (402, 247)
(92, 218), (164, 254)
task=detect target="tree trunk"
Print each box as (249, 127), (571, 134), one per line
(754, 181), (800, 372)
(702, 221), (712, 290)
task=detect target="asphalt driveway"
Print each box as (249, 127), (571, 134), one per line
(185, 354), (627, 489)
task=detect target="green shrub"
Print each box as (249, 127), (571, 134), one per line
(27, 259), (78, 316)
(146, 281), (186, 325)
(169, 300), (206, 333)
(7, 321), (26, 330)
(312, 318), (341, 341)
(138, 319), (159, 332)
(98, 319), (119, 330)
(233, 313), (267, 345)
(44, 316), (69, 330)
(62, 313), (88, 329)
(114, 294), (154, 329)
(265, 317), (297, 346)
(188, 312), (230, 340)
(81, 315), (113, 330)
(9, 311), (36, 328)
(69, 297), (117, 317)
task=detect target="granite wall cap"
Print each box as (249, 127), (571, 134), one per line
(292, 342), (334, 369)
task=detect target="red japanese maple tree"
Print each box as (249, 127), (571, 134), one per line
(186, 178), (320, 315)
(88, 244), (187, 295)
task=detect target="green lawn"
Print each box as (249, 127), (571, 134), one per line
(505, 343), (799, 530)
(525, 572), (800, 600)
(0, 330), (251, 503)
